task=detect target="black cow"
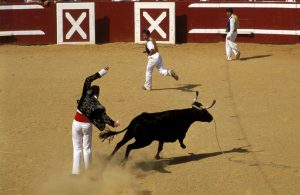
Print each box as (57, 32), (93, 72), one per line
(100, 91), (216, 162)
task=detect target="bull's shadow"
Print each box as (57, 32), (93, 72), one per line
(135, 147), (249, 173)
(152, 84), (201, 92)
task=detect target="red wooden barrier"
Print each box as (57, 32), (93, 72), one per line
(95, 2), (134, 43)
(0, 3), (56, 44)
(177, 2), (300, 44)
(0, 2), (299, 44)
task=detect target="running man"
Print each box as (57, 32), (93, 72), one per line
(72, 67), (120, 175)
(142, 30), (178, 91)
(225, 8), (241, 61)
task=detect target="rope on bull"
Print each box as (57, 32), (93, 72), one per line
(213, 119), (231, 161)
(213, 119), (250, 161)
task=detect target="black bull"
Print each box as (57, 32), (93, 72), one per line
(100, 91), (216, 162)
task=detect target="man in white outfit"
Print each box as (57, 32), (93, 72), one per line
(72, 67), (120, 175)
(142, 29), (178, 91)
(225, 8), (240, 61)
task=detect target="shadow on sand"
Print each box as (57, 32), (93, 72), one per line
(240, 54), (272, 61)
(152, 84), (201, 92)
(135, 147), (249, 173)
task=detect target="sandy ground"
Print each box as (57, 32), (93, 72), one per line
(0, 42), (299, 195)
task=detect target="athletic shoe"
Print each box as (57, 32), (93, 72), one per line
(170, 70), (179, 80)
(227, 58), (232, 61)
(236, 52), (241, 60)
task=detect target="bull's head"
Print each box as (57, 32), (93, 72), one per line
(191, 91), (216, 122)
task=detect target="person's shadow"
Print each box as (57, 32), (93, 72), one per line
(135, 146), (249, 173)
(152, 84), (201, 92)
(240, 54), (272, 61)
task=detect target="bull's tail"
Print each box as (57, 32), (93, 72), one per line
(99, 127), (128, 143)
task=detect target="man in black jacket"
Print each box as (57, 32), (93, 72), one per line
(72, 67), (120, 175)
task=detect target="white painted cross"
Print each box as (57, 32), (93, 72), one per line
(143, 11), (167, 39)
(65, 12), (87, 40)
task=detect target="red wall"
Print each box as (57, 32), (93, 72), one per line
(0, 2), (300, 44)
(0, 3), (56, 44)
(176, 2), (300, 44)
(95, 2), (134, 43)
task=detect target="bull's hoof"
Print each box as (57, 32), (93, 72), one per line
(120, 159), (127, 166)
(106, 155), (113, 161)
(155, 155), (161, 160)
(180, 144), (186, 149)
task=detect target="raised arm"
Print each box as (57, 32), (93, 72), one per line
(82, 67), (109, 95)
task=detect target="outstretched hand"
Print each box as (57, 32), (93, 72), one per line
(114, 120), (120, 128)
(99, 67), (109, 77)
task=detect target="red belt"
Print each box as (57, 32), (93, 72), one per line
(74, 111), (91, 123)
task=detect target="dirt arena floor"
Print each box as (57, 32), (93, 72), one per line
(0, 42), (299, 195)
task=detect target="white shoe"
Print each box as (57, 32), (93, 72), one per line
(227, 58), (232, 61)
(142, 86), (151, 91)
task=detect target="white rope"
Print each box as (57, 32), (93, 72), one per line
(213, 119), (233, 161)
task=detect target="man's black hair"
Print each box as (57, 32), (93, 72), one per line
(226, 8), (233, 13)
(143, 29), (151, 36)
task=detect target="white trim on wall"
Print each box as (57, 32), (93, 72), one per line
(189, 28), (300, 36)
(0, 4), (44, 10)
(0, 30), (45, 36)
(189, 3), (300, 9)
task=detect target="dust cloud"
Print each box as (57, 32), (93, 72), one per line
(37, 155), (142, 195)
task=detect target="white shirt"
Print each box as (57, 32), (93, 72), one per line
(228, 16), (236, 37)
(146, 41), (155, 51)
(146, 40), (159, 58)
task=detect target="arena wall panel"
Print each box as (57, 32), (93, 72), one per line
(95, 2), (134, 43)
(0, 4), (56, 44)
(0, 2), (299, 45)
(56, 3), (96, 44)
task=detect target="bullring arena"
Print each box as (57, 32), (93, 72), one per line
(1, 1), (300, 195)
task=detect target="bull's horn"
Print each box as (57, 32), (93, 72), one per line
(194, 91), (199, 102)
(201, 100), (216, 109)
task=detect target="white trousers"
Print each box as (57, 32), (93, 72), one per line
(144, 53), (170, 89)
(226, 32), (239, 59)
(72, 120), (92, 174)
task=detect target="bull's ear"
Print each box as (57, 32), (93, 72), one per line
(194, 91), (199, 102)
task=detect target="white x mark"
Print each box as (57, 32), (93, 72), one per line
(143, 11), (167, 39)
(65, 12), (87, 40)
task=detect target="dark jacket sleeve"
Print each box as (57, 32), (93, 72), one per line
(92, 111), (115, 131)
(82, 72), (101, 96)
(101, 112), (115, 127)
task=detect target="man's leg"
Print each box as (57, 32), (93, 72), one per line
(157, 56), (178, 80)
(72, 120), (83, 175)
(228, 32), (240, 59)
(144, 57), (157, 90)
(82, 123), (92, 170)
(225, 35), (232, 60)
